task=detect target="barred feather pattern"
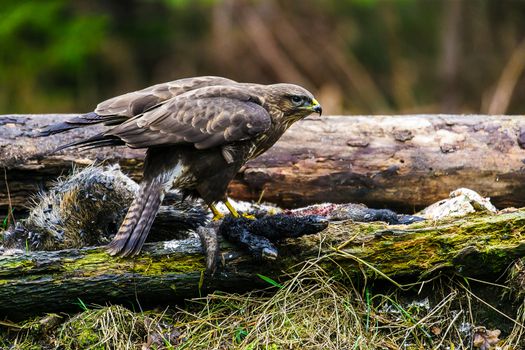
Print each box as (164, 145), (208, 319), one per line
(107, 158), (182, 256)
(106, 179), (162, 256)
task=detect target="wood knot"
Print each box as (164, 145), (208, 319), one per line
(346, 139), (369, 147)
(440, 143), (458, 153)
(393, 129), (414, 142)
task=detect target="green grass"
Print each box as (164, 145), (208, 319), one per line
(1, 209), (13, 230)
(256, 273), (284, 289)
(75, 298), (89, 312)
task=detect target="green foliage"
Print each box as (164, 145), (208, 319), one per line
(0, 0), (107, 112)
(0, 1), (106, 70)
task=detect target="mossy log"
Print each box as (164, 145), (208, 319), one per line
(2, 114), (525, 212)
(1, 209), (524, 318)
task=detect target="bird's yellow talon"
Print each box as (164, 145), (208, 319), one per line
(209, 203), (224, 221)
(224, 199), (240, 218)
(212, 213), (224, 221)
(224, 199), (256, 219)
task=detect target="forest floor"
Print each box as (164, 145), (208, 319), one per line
(1, 254), (524, 350)
(0, 166), (523, 349)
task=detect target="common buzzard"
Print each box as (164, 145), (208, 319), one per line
(39, 76), (322, 256)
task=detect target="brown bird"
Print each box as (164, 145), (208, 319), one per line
(39, 76), (322, 256)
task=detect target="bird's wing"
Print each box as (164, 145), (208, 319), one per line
(95, 76), (237, 117)
(38, 77), (237, 138)
(105, 86), (272, 149)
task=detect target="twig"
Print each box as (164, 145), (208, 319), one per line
(487, 36), (525, 114)
(3, 167), (15, 226)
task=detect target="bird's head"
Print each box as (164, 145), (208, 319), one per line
(265, 84), (322, 123)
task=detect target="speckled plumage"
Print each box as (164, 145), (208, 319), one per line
(39, 76), (322, 257)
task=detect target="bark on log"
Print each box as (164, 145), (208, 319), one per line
(1, 209), (524, 318)
(2, 114), (525, 212)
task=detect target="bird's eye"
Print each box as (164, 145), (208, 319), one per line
(291, 96), (303, 105)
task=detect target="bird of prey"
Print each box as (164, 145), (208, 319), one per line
(39, 76), (322, 257)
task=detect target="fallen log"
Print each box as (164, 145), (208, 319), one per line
(1, 209), (524, 318)
(1, 114), (525, 212)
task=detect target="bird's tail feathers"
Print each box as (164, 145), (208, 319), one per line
(37, 112), (126, 137)
(107, 178), (165, 257)
(54, 133), (124, 152)
(107, 158), (181, 257)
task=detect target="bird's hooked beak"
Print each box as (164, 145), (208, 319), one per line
(309, 98), (322, 116)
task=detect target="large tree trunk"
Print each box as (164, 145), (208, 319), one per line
(0, 209), (524, 318)
(1, 114), (525, 212)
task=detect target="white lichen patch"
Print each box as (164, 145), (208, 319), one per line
(163, 235), (200, 251)
(163, 240), (184, 250)
(417, 188), (497, 221)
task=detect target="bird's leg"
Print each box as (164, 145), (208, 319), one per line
(223, 199), (240, 218)
(224, 198), (255, 219)
(209, 199), (256, 220)
(209, 203), (224, 221)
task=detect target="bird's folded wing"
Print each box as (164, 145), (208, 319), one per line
(94, 76), (237, 118)
(106, 87), (272, 149)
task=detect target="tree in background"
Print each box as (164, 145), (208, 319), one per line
(1, 0), (525, 115)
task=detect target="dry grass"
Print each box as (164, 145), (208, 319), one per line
(1, 256), (523, 349)
(1, 305), (179, 350)
(57, 305), (152, 349)
(172, 258), (519, 350)
(175, 261), (370, 349)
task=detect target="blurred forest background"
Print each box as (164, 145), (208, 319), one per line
(1, 0), (525, 116)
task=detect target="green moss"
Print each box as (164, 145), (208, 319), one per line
(58, 246), (206, 278)
(132, 255), (205, 275)
(76, 328), (101, 348)
(354, 222), (388, 234)
(327, 210), (525, 279)
(61, 250), (111, 273)
(0, 258), (35, 273)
